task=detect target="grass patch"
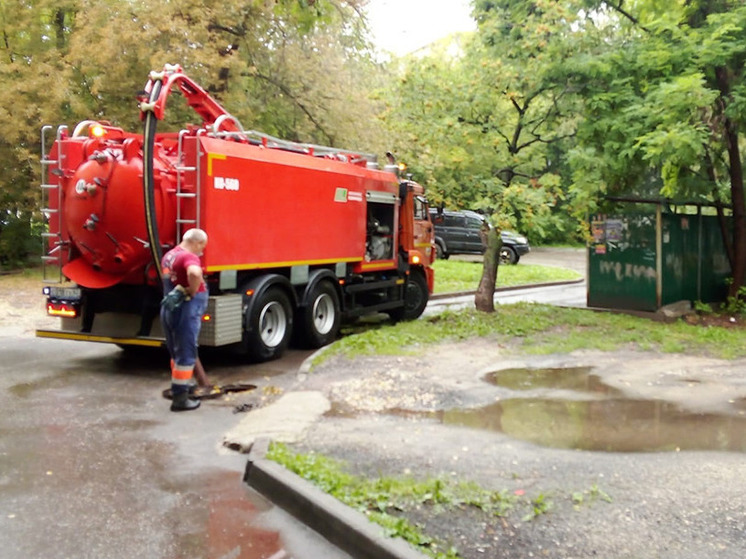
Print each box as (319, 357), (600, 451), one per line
(267, 443), (614, 558)
(320, 303), (746, 364)
(267, 442), (517, 559)
(432, 259), (581, 294)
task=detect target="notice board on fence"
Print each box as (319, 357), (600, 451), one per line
(588, 213), (658, 311)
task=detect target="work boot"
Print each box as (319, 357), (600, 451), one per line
(170, 391), (201, 412)
(187, 379), (198, 394)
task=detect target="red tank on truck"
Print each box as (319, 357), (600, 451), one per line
(36, 64), (435, 362)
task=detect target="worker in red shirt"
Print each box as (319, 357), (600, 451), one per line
(160, 228), (209, 411)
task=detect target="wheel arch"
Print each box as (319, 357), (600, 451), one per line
(297, 269), (341, 309)
(434, 235), (447, 253)
(417, 263), (434, 295)
(240, 274), (297, 331)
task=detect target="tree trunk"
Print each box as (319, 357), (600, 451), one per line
(475, 227), (502, 312)
(724, 119), (746, 296)
(704, 151), (734, 266)
(715, 66), (746, 297)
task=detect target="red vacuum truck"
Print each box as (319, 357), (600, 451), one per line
(36, 64), (435, 361)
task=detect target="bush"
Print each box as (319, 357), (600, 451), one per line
(0, 212), (41, 270)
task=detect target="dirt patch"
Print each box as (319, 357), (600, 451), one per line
(683, 311), (746, 328)
(315, 343), (746, 418)
(297, 343), (746, 559)
(0, 273), (57, 337)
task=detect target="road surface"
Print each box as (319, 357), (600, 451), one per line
(0, 248), (585, 558)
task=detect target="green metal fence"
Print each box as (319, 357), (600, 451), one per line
(588, 205), (731, 312)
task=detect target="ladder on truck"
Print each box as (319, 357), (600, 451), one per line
(39, 125), (67, 284)
(174, 130), (203, 241)
(245, 129), (378, 166)
(206, 113), (380, 166)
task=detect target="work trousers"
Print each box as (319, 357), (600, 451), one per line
(161, 290), (208, 395)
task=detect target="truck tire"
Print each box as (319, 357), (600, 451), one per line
(243, 287), (293, 362)
(389, 270), (429, 322)
(500, 246), (519, 265)
(296, 280), (341, 349)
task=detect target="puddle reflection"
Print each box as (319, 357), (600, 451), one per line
(440, 366), (746, 452)
(441, 397), (746, 452)
(486, 366), (600, 392)
(182, 471), (291, 559)
(376, 367), (746, 453)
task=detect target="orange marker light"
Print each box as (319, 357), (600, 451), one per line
(90, 124), (106, 138)
(202, 314), (212, 322)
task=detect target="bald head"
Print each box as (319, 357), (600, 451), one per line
(183, 228), (207, 244)
(181, 228), (208, 255)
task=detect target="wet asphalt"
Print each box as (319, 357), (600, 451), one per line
(0, 248), (587, 559)
(0, 337), (350, 559)
(10, 248), (742, 558)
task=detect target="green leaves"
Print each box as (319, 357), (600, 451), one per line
(383, 1), (584, 243)
(568, 0), (746, 203)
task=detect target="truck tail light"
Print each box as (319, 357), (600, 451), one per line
(202, 314), (212, 322)
(47, 302), (79, 318)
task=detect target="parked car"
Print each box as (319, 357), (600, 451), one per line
(429, 208), (530, 264)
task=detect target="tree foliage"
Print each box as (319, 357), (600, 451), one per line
(383, 0), (746, 295)
(0, 0), (383, 267)
(383, 1), (583, 242)
(565, 0), (746, 294)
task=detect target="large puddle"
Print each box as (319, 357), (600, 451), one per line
(437, 367), (746, 452)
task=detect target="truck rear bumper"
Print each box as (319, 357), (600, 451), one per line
(35, 329), (164, 347)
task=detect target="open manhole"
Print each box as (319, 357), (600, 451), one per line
(435, 367), (746, 453)
(162, 383), (256, 400)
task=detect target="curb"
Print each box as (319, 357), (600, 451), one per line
(244, 438), (429, 559)
(429, 277), (584, 301)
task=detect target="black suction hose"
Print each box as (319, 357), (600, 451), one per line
(142, 79), (164, 285)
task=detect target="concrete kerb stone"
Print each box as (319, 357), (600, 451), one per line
(245, 438), (430, 559)
(223, 391), (331, 452)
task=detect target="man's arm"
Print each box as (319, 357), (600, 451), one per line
(186, 264), (203, 297)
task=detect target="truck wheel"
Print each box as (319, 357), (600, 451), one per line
(244, 287), (292, 362)
(297, 281), (340, 349)
(389, 270), (429, 322)
(500, 246), (518, 265)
